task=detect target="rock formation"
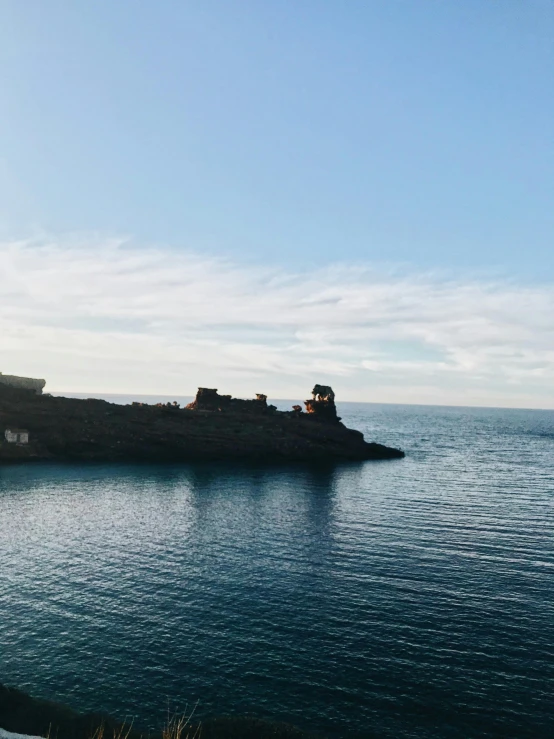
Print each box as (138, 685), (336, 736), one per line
(186, 388), (272, 413)
(304, 384), (341, 423)
(0, 373), (45, 394)
(311, 384), (335, 401)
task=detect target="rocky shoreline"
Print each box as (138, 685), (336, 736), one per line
(0, 382), (404, 464)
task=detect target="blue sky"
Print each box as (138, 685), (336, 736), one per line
(1, 1), (553, 405)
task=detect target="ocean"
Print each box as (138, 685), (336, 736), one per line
(1, 401), (553, 738)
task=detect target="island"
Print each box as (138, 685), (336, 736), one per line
(0, 374), (404, 463)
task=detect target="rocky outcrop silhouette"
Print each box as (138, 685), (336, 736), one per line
(304, 384), (341, 423)
(0, 382), (404, 464)
(185, 388), (273, 413)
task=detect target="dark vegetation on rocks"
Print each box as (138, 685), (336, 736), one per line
(0, 683), (319, 739)
(0, 383), (404, 464)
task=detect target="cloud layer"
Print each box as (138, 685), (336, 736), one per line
(2, 237), (554, 407)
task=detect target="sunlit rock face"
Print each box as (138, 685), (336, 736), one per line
(185, 387), (224, 410)
(304, 397), (341, 423)
(304, 384), (341, 423)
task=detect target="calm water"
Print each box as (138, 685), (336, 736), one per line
(1, 403), (553, 738)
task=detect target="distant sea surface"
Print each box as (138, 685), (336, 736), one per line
(1, 399), (553, 738)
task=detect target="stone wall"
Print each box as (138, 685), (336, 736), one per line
(0, 373), (46, 394)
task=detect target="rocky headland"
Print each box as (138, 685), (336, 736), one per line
(0, 379), (404, 464)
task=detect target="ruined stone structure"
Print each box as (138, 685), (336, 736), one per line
(305, 384), (340, 423)
(0, 373), (45, 394)
(186, 388), (271, 413)
(311, 384), (335, 402)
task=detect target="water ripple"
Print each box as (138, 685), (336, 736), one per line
(1, 404), (553, 738)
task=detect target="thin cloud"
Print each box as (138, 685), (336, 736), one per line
(1, 237), (554, 407)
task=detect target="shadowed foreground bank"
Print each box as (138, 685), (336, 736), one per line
(0, 685), (319, 739)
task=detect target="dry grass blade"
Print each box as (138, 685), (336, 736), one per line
(162, 704), (200, 739)
(89, 720), (134, 739)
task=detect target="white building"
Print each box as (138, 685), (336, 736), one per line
(4, 429), (29, 444)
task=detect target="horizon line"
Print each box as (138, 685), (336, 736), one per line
(50, 390), (554, 414)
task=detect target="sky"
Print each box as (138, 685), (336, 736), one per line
(0, 1), (553, 406)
